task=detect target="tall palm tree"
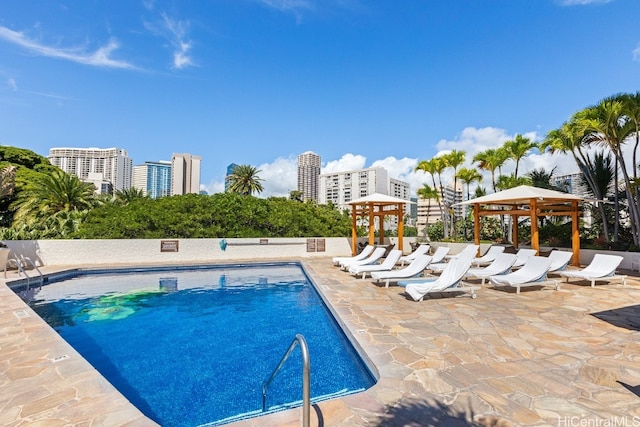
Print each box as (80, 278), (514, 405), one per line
(472, 148), (508, 193)
(442, 150), (466, 239)
(581, 95), (639, 245)
(416, 184), (440, 241)
(540, 118), (612, 243)
(226, 164), (264, 196)
(503, 134), (538, 179)
(527, 167), (563, 191)
(12, 169), (96, 227)
(414, 157), (449, 237)
(456, 167), (483, 202)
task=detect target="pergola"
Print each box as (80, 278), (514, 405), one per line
(457, 185), (585, 266)
(347, 193), (414, 255)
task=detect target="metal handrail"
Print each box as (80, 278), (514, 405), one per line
(262, 334), (310, 427)
(8, 257), (31, 289)
(21, 256), (43, 287)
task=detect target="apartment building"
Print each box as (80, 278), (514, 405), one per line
(48, 147), (132, 192)
(297, 151), (321, 202)
(171, 153), (201, 195)
(132, 161), (172, 198)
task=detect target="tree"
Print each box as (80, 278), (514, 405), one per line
(527, 167), (563, 191)
(289, 190), (303, 202)
(442, 150), (466, 238)
(472, 148), (508, 192)
(581, 95), (639, 245)
(456, 167), (483, 202)
(0, 165), (16, 200)
(503, 134), (538, 179)
(414, 157), (449, 237)
(115, 187), (149, 205)
(11, 170), (96, 233)
(226, 165), (264, 196)
(416, 184), (440, 241)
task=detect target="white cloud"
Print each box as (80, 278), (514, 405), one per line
(7, 78), (17, 91)
(322, 153), (366, 173)
(258, 156), (298, 197)
(255, 0), (314, 23)
(145, 14), (194, 70)
(633, 43), (640, 62)
(0, 26), (135, 69)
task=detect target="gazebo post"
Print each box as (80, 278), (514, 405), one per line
(530, 198), (539, 255)
(398, 203), (404, 252)
(351, 205), (358, 255)
(571, 200), (580, 266)
(511, 214), (518, 249)
(473, 204), (480, 247)
(368, 203), (375, 246)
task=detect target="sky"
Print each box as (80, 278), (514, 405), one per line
(1, 0), (639, 197)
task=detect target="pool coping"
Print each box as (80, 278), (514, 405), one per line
(3, 258), (640, 426)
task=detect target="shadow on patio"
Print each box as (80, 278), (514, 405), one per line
(591, 304), (640, 331)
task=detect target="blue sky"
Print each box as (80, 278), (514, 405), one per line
(1, 0), (639, 196)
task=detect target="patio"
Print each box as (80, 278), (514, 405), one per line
(2, 258), (640, 426)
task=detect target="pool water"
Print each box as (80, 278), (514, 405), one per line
(26, 263), (375, 427)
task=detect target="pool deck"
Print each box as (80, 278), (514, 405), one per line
(2, 259), (640, 426)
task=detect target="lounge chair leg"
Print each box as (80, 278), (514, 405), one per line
(516, 286), (521, 295)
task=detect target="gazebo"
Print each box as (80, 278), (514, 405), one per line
(456, 185), (585, 266)
(347, 193), (414, 255)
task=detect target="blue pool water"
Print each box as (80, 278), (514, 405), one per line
(25, 263), (376, 427)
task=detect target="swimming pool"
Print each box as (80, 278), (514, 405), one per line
(22, 263), (376, 427)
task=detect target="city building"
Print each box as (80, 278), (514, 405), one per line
(224, 163), (239, 192)
(48, 147), (132, 192)
(297, 151), (321, 202)
(319, 166), (411, 230)
(132, 161), (172, 199)
(171, 153), (201, 195)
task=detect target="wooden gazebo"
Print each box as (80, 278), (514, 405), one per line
(347, 193), (414, 255)
(456, 185), (585, 266)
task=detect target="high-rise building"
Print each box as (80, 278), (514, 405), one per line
(171, 153), (201, 195)
(132, 161), (172, 198)
(225, 163), (239, 192)
(48, 147), (132, 192)
(297, 151), (321, 202)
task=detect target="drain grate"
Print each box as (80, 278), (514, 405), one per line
(13, 310), (29, 318)
(51, 355), (70, 363)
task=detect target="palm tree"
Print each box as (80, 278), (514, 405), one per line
(12, 169), (96, 228)
(527, 167), (563, 191)
(581, 95), (639, 245)
(416, 184), (440, 241)
(442, 150), (466, 238)
(540, 119), (612, 243)
(456, 167), (483, 202)
(495, 174), (531, 191)
(503, 134), (538, 179)
(414, 157), (449, 237)
(472, 148), (508, 192)
(226, 164), (264, 196)
(115, 187), (149, 205)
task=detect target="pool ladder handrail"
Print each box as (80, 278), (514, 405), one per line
(8, 255), (44, 289)
(262, 333), (310, 427)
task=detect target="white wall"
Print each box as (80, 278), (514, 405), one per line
(2, 238), (357, 266)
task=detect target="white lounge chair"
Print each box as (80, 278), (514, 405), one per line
(429, 246), (450, 264)
(471, 245), (506, 267)
(349, 250), (402, 279)
(559, 254), (626, 287)
(398, 244), (430, 266)
(547, 250), (573, 274)
(340, 247), (386, 270)
(489, 256), (558, 294)
(371, 254), (433, 288)
(401, 253), (478, 301)
(464, 253), (517, 285)
(332, 245), (374, 266)
(429, 244), (479, 273)
(511, 248), (538, 268)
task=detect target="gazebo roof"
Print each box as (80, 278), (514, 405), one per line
(456, 185), (584, 206)
(347, 193), (415, 205)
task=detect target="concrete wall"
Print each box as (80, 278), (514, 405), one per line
(1, 237), (423, 267)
